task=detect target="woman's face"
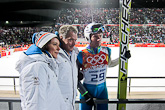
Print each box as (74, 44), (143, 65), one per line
(47, 38), (60, 58)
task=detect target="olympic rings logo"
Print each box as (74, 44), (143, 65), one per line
(87, 54), (106, 65)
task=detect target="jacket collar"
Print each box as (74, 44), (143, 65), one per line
(58, 47), (79, 60)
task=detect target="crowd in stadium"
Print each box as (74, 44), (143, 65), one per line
(57, 8), (164, 24)
(0, 8), (164, 48)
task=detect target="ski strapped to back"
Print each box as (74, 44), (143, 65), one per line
(117, 0), (132, 110)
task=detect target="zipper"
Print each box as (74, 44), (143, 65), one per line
(60, 49), (75, 109)
(71, 54), (75, 109)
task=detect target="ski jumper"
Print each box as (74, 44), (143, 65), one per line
(77, 45), (111, 110)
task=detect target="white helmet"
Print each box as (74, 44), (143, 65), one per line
(84, 23), (105, 42)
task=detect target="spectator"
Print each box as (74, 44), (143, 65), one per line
(15, 32), (66, 110)
(57, 25), (79, 110)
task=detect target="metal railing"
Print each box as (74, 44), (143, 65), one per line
(0, 76), (165, 94)
(0, 97), (20, 110)
(0, 76), (165, 110)
(0, 76), (19, 94)
(106, 76), (165, 93)
(1, 97), (165, 110)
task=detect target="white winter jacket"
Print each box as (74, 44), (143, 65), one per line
(15, 52), (67, 110)
(57, 47), (79, 110)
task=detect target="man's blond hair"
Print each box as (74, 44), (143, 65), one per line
(59, 25), (78, 39)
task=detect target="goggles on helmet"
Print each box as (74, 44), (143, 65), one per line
(91, 24), (105, 33)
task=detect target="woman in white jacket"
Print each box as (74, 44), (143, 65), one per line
(15, 32), (66, 110)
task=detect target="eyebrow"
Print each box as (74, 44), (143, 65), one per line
(51, 41), (59, 44)
(67, 38), (77, 40)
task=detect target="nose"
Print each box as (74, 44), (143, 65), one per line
(57, 45), (60, 51)
(72, 40), (76, 46)
(97, 36), (102, 41)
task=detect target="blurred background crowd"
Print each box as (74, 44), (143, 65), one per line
(0, 8), (164, 48)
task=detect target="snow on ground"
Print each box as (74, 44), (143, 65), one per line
(0, 45), (165, 92)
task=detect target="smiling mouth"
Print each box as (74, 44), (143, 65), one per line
(70, 46), (74, 49)
(55, 52), (59, 54)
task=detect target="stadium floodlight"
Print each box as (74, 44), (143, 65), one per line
(5, 21), (9, 24)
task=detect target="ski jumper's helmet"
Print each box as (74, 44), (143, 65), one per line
(84, 23), (105, 43)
